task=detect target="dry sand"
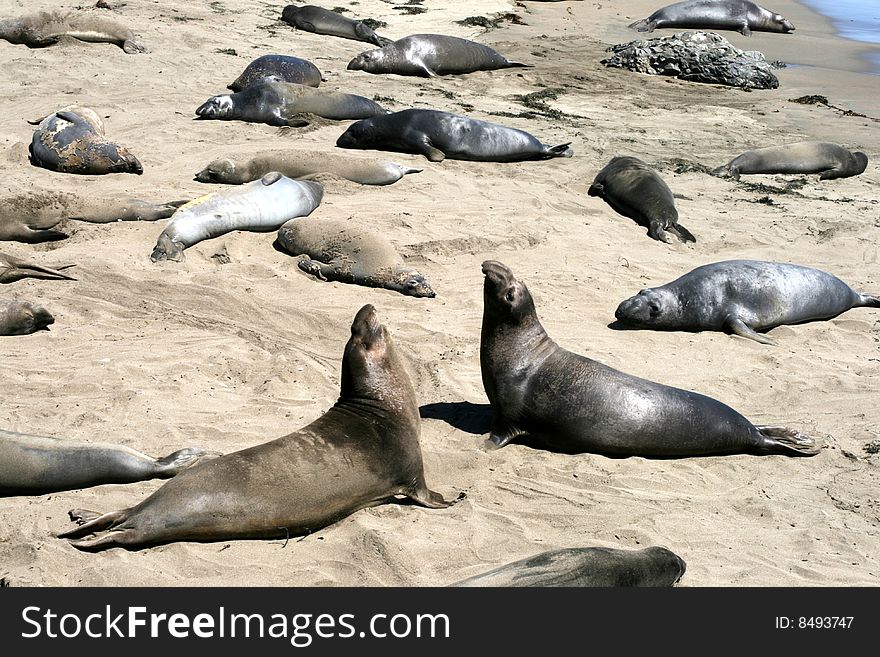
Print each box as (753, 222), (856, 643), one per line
(0, 0), (877, 587)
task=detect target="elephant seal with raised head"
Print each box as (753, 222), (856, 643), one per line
(480, 260), (819, 457)
(281, 5), (391, 47)
(0, 300), (54, 335)
(0, 10), (149, 53)
(711, 142), (869, 181)
(629, 1), (794, 36)
(227, 54), (322, 92)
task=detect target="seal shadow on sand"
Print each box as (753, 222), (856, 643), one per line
(419, 401), (492, 435)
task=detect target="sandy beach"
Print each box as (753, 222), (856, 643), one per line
(0, 0), (877, 587)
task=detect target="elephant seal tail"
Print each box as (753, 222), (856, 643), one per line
(756, 425), (821, 456)
(546, 143), (574, 159)
(154, 447), (221, 477)
(856, 293), (880, 308)
(58, 508), (128, 540)
(667, 223), (696, 243)
(629, 18), (656, 32)
(505, 61), (532, 69)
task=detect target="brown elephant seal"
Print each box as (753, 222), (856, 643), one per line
(0, 10), (149, 53)
(0, 251), (75, 283)
(588, 156), (695, 243)
(629, 1), (794, 36)
(711, 142), (869, 181)
(196, 80), (387, 127)
(0, 300), (54, 335)
(337, 109), (573, 162)
(59, 304), (456, 550)
(195, 150), (421, 186)
(227, 54), (322, 92)
(281, 5), (391, 47)
(29, 106), (143, 175)
(347, 34), (528, 77)
(276, 219), (435, 298)
(613, 260), (880, 345)
(480, 260), (819, 457)
(451, 546), (686, 587)
(0, 430), (217, 496)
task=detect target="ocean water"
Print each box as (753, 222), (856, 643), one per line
(801, 0), (880, 44)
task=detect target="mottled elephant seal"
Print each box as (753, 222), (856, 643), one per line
(0, 430), (216, 496)
(0, 251), (75, 283)
(0, 300), (54, 335)
(227, 54), (322, 92)
(151, 172), (323, 262)
(337, 109), (573, 162)
(451, 546), (686, 587)
(588, 156), (694, 243)
(29, 106), (143, 175)
(276, 219), (435, 297)
(347, 34), (528, 77)
(480, 260), (819, 457)
(711, 142), (869, 181)
(60, 304), (456, 550)
(196, 80), (387, 127)
(613, 260), (880, 345)
(281, 5), (391, 47)
(629, 0), (794, 36)
(195, 150), (421, 186)
(0, 10), (148, 53)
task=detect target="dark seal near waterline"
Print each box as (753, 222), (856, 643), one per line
(480, 260), (819, 457)
(613, 260), (880, 345)
(0, 10), (149, 53)
(0, 299), (54, 335)
(588, 156), (694, 243)
(336, 109), (573, 162)
(60, 304), (457, 550)
(451, 546), (686, 587)
(281, 5), (391, 47)
(711, 142), (869, 181)
(629, 0), (794, 36)
(227, 54), (322, 92)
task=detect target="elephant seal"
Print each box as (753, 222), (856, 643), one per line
(227, 54), (321, 92)
(196, 80), (387, 127)
(588, 156), (695, 243)
(451, 546), (686, 587)
(276, 219), (435, 298)
(711, 142), (869, 181)
(347, 34), (529, 77)
(613, 260), (880, 345)
(480, 260), (819, 457)
(195, 151), (421, 186)
(629, 1), (794, 36)
(281, 5), (391, 47)
(0, 300), (54, 335)
(151, 172), (323, 262)
(29, 106), (143, 175)
(0, 430), (216, 496)
(0, 251), (75, 283)
(0, 10), (149, 53)
(60, 304), (456, 550)
(337, 109), (573, 162)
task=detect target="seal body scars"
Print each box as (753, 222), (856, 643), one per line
(0, 300), (54, 335)
(227, 55), (322, 92)
(588, 156), (694, 243)
(614, 260), (880, 344)
(59, 304), (455, 550)
(281, 5), (391, 47)
(451, 546), (687, 587)
(479, 260), (820, 457)
(629, 0), (794, 36)
(711, 142), (869, 181)
(0, 251), (75, 283)
(0, 10), (149, 53)
(29, 106), (143, 175)
(277, 219), (436, 297)
(195, 81), (387, 126)
(347, 34), (529, 77)
(150, 173), (324, 262)
(336, 109), (573, 163)
(0, 430), (216, 496)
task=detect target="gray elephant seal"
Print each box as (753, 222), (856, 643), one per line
(630, 1), (794, 36)
(337, 109), (573, 162)
(227, 54), (322, 92)
(195, 151), (421, 186)
(0, 10), (148, 53)
(0, 251), (75, 283)
(711, 142), (869, 181)
(347, 34), (528, 77)
(151, 173), (323, 262)
(452, 546), (686, 587)
(196, 80), (387, 127)
(0, 430), (216, 496)
(588, 156), (694, 243)
(60, 304), (456, 550)
(0, 300), (54, 335)
(29, 106), (143, 175)
(614, 260), (880, 345)
(276, 219), (435, 297)
(281, 5), (391, 47)
(480, 260), (819, 457)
